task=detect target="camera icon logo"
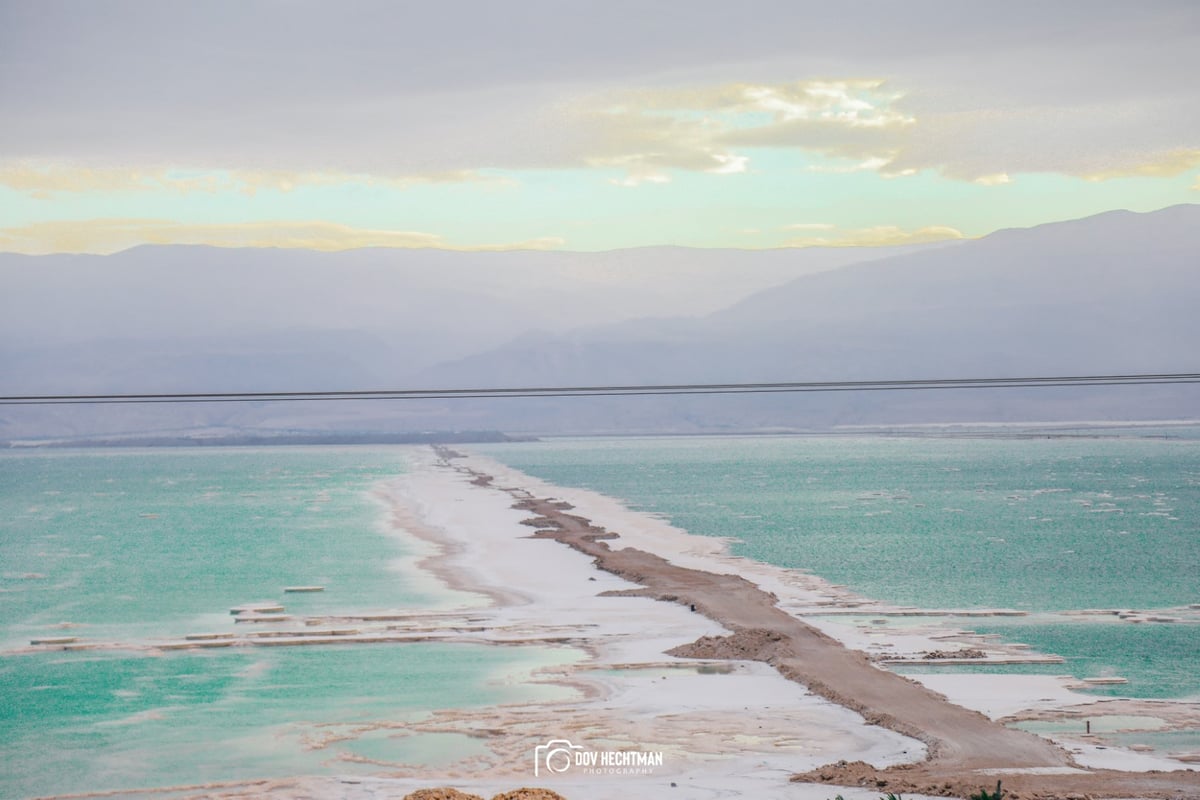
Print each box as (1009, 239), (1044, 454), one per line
(533, 738), (584, 776)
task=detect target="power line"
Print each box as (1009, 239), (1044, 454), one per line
(2, 373), (1199, 406)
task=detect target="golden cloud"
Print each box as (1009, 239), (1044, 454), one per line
(0, 163), (495, 198)
(0, 219), (563, 255)
(784, 224), (965, 248)
(972, 173), (1012, 186)
(230, 168), (499, 196)
(0, 165), (223, 198)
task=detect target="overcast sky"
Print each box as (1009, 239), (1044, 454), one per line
(1, 0), (1197, 253)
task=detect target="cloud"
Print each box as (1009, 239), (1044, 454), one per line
(0, 165), (222, 198)
(579, 79), (912, 181)
(608, 170), (672, 187)
(972, 173), (1012, 186)
(231, 169), (500, 196)
(0, 163), (494, 198)
(2, 5), (1197, 192)
(805, 156), (897, 174)
(0, 79), (917, 190)
(784, 224), (965, 248)
(880, 107), (1200, 183)
(1080, 149), (1200, 182)
(617, 79), (912, 127)
(588, 79), (1200, 185)
(0, 219), (564, 255)
(3, 71), (1195, 191)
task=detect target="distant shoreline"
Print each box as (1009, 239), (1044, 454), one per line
(2, 429), (536, 449)
(7, 418), (1200, 450)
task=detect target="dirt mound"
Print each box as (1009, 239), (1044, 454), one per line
(667, 627), (788, 662)
(403, 788), (485, 800)
(491, 789), (568, 800)
(791, 761), (1001, 799)
(921, 648), (986, 659)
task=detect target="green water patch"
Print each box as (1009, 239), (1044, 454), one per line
(1010, 718), (1200, 756)
(888, 620), (1200, 700)
(969, 618), (1200, 700)
(0, 447), (472, 647)
(477, 435), (1200, 612)
(0, 642), (582, 798)
(477, 435), (1200, 700)
(1109, 728), (1200, 753)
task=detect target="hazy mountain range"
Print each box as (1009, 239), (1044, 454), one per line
(2, 205), (1197, 440)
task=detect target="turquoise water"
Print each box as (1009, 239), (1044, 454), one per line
(0, 643), (579, 798)
(1, 447), (471, 647)
(476, 434), (1200, 699)
(887, 616), (1200, 699)
(0, 447), (577, 798)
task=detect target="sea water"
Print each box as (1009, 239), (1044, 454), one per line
(0, 447), (579, 798)
(0, 642), (579, 798)
(475, 434), (1200, 700)
(1, 447), (463, 646)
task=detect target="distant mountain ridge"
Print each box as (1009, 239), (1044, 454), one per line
(420, 204), (1200, 386)
(2, 205), (1197, 437)
(406, 204), (1200, 430)
(0, 241), (941, 394)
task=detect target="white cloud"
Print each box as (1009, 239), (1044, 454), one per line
(973, 173), (1012, 186)
(569, 79), (915, 182)
(805, 155), (898, 174)
(708, 153), (748, 174)
(609, 171), (671, 187)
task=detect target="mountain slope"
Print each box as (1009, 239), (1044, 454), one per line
(0, 241), (938, 393)
(408, 205), (1200, 429)
(421, 205), (1200, 387)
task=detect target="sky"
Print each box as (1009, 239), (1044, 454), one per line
(1, 0), (1198, 255)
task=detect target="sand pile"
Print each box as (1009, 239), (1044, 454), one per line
(402, 789), (566, 800)
(402, 789), (484, 800)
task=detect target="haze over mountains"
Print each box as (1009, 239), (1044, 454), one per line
(0, 242), (933, 394)
(2, 205), (1197, 440)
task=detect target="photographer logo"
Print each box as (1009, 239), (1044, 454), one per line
(533, 738), (664, 777)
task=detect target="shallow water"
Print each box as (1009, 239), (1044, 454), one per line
(0, 447), (471, 648)
(0, 642), (580, 798)
(0, 446), (578, 798)
(476, 433), (1200, 699)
